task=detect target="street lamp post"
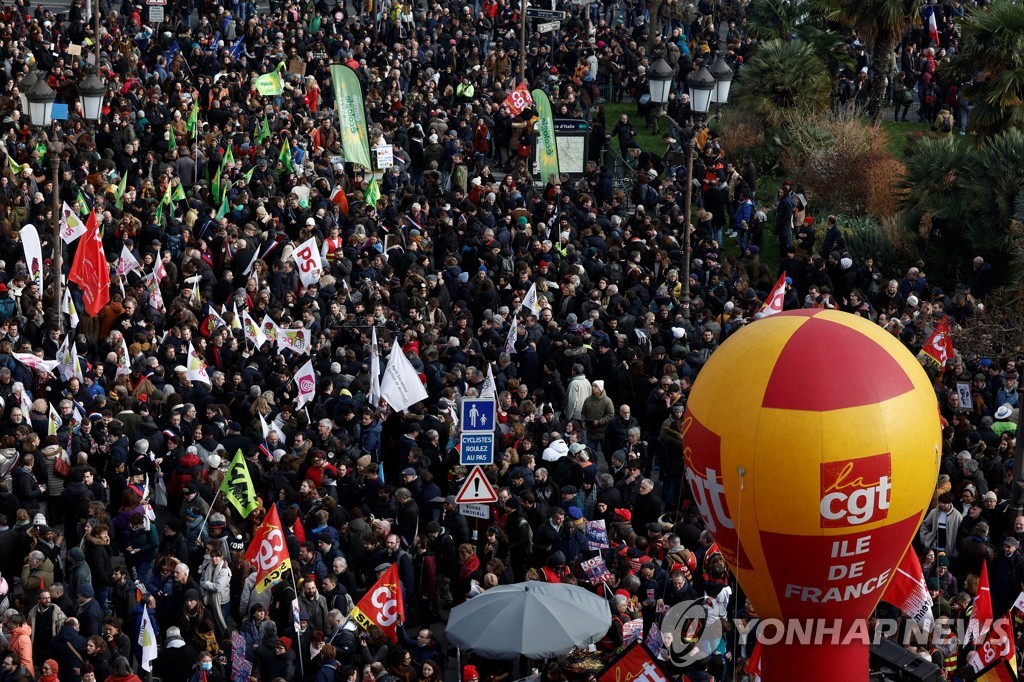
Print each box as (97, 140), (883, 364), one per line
(648, 58), (730, 313)
(26, 77), (63, 329)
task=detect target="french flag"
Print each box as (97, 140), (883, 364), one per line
(923, 1), (939, 46)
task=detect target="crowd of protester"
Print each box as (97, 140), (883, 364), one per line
(0, 0), (1010, 680)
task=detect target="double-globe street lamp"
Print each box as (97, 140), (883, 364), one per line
(647, 45), (733, 312)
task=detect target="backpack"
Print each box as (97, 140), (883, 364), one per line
(940, 116), (952, 133)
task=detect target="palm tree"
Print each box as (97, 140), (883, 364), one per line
(941, 0), (1024, 140)
(828, 0), (919, 124)
(733, 40), (832, 129)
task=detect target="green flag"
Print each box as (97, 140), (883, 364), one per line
(531, 89), (560, 183)
(256, 115), (271, 145)
(309, 15), (321, 33)
(278, 137), (293, 174)
(254, 70), (284, 96)
(364, 177), (380, 209)
(6, 154), (20, 176)
(330, 64), (374, 171)
(216, 193), (230, 220)
(187, 101), (199, 134)
(222, 145), (235, 171)
(171, 182), (186, 202)
(221, 450), (260, 517)
(114, 173), (127, 210)
(211, 167), (222, 204)
(167, 126), (176, 151)
(242, 166), (256, 185)
(77, 190), (90, 216)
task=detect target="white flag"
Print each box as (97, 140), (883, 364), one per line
(294, 359), (317, 409)
(760, 273), (787, 318)
(117, 244), (140, 276)
(521, 282), (542, 316)
(59, 202), (87, 243)
(242, 308), (267, 348)
(369, 327), (382, 408)
(243, 247), (261, 276)
(139, 606), (158, 672)
(115, 335), (132, 377)
(71, 343), (84, 382)
(56, 335), (75, 382)
(13, 352), (59, 374)
(18, 388), (31, 416)
(480, 364), (496, 399)
(230, 303), (243, 331)
(154, 257), (168, 281)
(505, 323), (518, 354)
(47, 402), (61, 436)
(61, 284), (80, 330)
(207, 306), (228, 329)
(261, 315), (280, 343)
(259, 411), (286, 443)
(291, 236), (324, 287)
(21, 224), (44, 298)
(187, 341), (212, 386)
(277, 328), (311, 354)
(380, 341), (428, 412)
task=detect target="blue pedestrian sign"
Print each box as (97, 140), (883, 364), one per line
(460, 432), (495, 466)
(461, 399), (496, 433)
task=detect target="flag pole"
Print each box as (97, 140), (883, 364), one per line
(197, 489), (222, 537)
(290, 567), (305, 676)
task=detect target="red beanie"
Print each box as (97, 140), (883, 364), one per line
(464, 666), (480, 680)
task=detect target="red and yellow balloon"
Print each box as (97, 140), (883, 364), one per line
(685, 310), (940, 680)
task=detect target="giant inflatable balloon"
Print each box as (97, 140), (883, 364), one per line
(684, 310), (940, 680)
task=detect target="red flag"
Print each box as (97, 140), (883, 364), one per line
(760, 272), (787, 317)
(920, 316), (954, 368)
(350, 563), (405, 642)
(882, 546), (934, 630)
(245, 505), (293, 593)
(68, 210), (110, 316)
(330, 186), (349, 215)
(745, 642), (762, 681)
(503, 82), (534, 117)
(968, 616), (1018, 681)
(967, 561), (994, 644)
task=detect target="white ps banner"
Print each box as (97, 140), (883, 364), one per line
(291, 237), (324, 287)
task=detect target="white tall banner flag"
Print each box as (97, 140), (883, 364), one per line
(261, 315), (280, 343)
(117, 245), (140, 276)
(47, 402), (61, 436)
(71, 343), (84, 382)
(480, 364), (496, 399)
(21, 224), (44, 297)
(187, 342), (212, 385)
(59, 202), (87, 243)
(116, 336), (132, 377)
(521, 282), (542, 316)
(369, 327), (382, 408)
(208, 306), (228, 329)
(294, 359), (317, 408)
(139, 606), (157, 672)
(61, 284), (80, 329)
(380, 341), (428, 412)
(291, 236), (324, 287)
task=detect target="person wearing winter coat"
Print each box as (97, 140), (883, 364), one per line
(199, 548), (232, 628)
(126, 513), (159, 582)
(4, 613), (33, 675)
(83, 524), (114, 612)
(65, 547), (92, 602)
(581, 380), (616, 457)
(563, 365), (591, 422)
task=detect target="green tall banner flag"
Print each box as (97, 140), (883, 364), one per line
(77, 190), (90, 217)
(171, 183), (186, 202)
(531, 89), (560, 183)
(243, 166), (256, 185)
(167, 126), (176, 151)
(222, 146), (235, 170)
(254, 70), (284, 96)
(212, 167), (222, 204)
(221, 450), (259, 517)
(330, 64), (374, 171)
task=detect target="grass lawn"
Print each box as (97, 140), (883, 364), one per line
(603, 102), (670, 152)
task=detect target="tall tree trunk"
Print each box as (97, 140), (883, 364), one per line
(868, 34), (897, 126)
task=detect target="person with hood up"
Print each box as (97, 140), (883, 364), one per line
(4, 613), (32, 675)
(581, 380), (615, 457)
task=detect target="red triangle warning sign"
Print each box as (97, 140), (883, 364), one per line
(455, 466), (498, 504)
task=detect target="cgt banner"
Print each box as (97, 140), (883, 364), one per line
(245, 505), (293, 593)
(597, 642), (672, 682)
(350, 563), (405, 641)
